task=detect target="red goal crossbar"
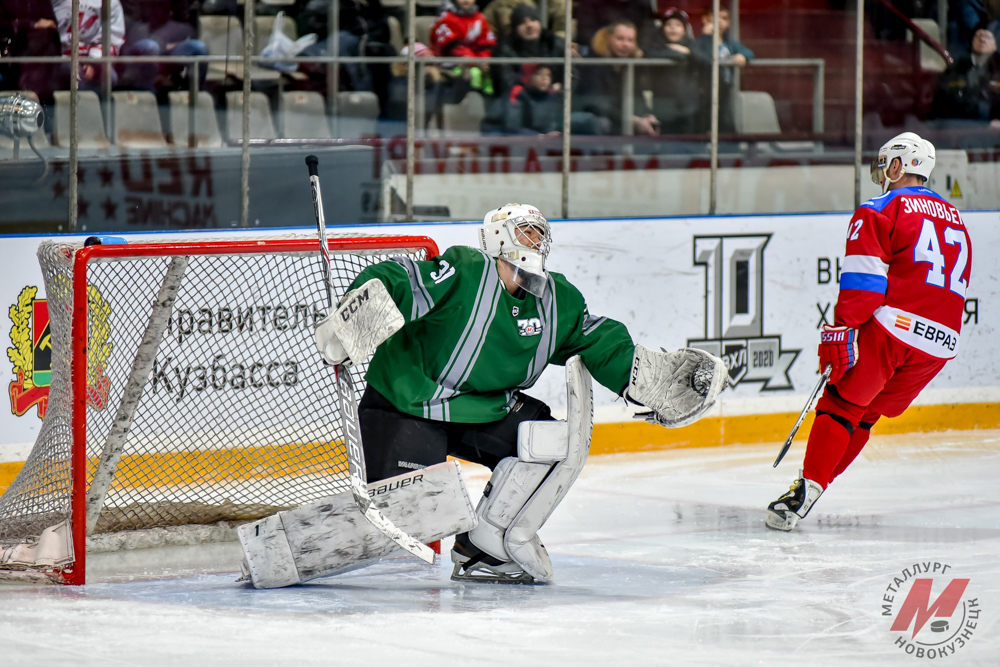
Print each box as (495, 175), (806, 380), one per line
(64, 236), (439, 585)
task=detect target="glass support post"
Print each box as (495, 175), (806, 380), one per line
(69, 0), (81, 232)
(405, 0), (417, 221)
(560, 0), (573, 218)
(102, 0), (112, 139)
(622, 62), (634, 137)
(709, 0), (721, 215)
(329, 0), (340, 136)
(854, 1), (864, 208)
(241, 0), (255, 227)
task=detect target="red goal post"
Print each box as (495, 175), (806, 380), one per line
(0, 234), (439, 585)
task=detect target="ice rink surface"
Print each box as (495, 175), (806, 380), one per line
(1, 431), (998, 666)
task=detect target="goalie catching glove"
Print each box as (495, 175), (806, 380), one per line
(627, 344), (728, 428)
(315, 278), (405, 366)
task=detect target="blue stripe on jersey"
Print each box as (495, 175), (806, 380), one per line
(840, 272), (888, 294)
(860, 186), (946, 213)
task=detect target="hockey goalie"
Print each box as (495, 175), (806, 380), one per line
(239, 203), (727, 586)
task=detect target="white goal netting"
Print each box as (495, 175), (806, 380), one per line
(0, 236), (431, 580)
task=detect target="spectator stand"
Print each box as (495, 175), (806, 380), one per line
(5, 0), (1000, 230)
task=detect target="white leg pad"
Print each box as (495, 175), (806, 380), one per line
(467, 355), (593, 583)
(469, 458), (551, 564)
(238, 461), (477, 588)
(0, 520), (74, 569)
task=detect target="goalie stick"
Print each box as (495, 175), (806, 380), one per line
(773, 364), (832, 468)
(305, 155), (435, 564)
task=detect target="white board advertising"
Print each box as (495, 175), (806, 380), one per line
(0, 210), (996, 462)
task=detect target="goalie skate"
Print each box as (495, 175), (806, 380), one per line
(765, 473), (824, 531)
(450, 533), (538, 584)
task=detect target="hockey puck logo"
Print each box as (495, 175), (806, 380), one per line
(881, 562), (982, 659)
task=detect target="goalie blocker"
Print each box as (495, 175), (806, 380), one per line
(238, 461), (476, 588)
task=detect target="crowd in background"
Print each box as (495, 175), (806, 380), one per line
(0, 0), (998, 140)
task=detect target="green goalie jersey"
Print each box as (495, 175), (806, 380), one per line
(346, 245), (635, 423)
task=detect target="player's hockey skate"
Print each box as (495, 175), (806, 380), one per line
(450, 533), (537, 584)
(766, 473), (824, 531)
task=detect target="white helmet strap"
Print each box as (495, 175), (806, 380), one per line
(880, 157), (905, 194)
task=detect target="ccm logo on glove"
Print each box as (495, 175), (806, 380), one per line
(340, 289), (370, 322)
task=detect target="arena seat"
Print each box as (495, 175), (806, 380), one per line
(111, 92), (168, 148)
(388, 15), (404, 54)
(201, 15), (280, 82)
(441, 91), (486, 133)
(53, 90), (110, 148)
(909, 19), (947, 73)
(280, 91), (331, 139)
(336, 91), (380, 138)
(226, 91), (277, 142)
(167, 91), (223, 148)
(413, 16), (436, 48)
(734, 91), (781, 135)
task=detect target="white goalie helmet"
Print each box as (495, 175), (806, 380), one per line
(479, 203), (552, 297)
(870, 132), (936, 193)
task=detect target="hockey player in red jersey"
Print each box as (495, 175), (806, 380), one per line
(430, 0), (497, 58)
(766, 132), (973, 531)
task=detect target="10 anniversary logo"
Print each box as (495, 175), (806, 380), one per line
(687, 234), (799, 390)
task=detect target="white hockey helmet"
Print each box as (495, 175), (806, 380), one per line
(479, 203), (551, 297)
(870, 132), (936, 193)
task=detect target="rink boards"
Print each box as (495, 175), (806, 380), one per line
(0, 211), (998, 489)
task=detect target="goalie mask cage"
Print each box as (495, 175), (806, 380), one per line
(0, 235), (438, 585)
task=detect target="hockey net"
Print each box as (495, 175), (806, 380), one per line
(0, 234), (437, 584)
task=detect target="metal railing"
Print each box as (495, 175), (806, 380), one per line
(3, 0), (834, 225)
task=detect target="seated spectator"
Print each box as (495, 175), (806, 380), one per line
(693, 6), (753, 133)
(0, 0), (61, 100)
(643, 8), (707, 134)
(483, 62), (606, 135)
(50, 0), (125, 93)
(386, 40), (442, 121)
(501, 64), (561, 134)
(931, 28), (1000, 126)
(297, 0), (396, 108)
(482, 0), (566, 40)
(576, 0), (656, 54)
(492, 4), (565, 97)
(430, 0), (497, 102)
(431, 0), (496, 58)
(949, 1), (1000, 60)
(574, 19), (659, 135)
(118, 0), (207, 92)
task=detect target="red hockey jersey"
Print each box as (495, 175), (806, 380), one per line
(836, 186), (972, 359)
(430, 9), (496, 58)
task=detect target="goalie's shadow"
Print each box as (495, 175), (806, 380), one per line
(264, 555), (723, 615)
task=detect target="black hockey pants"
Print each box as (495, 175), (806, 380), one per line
(357, 385), (553, 483)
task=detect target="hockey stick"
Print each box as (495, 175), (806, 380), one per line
(305, 155), (435, 564)
(772, 364), (832, 468)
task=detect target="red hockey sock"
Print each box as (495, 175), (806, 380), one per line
(831, 424), (872, 483)
(802, 413), (852, 489)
